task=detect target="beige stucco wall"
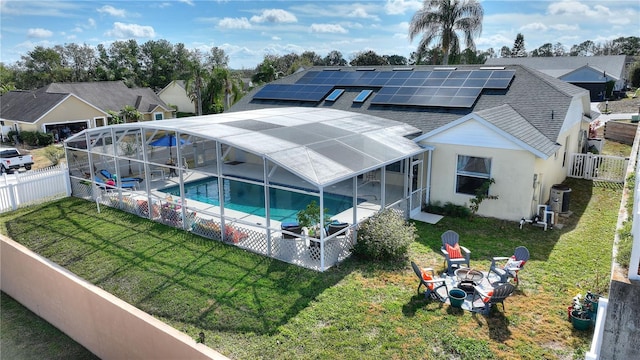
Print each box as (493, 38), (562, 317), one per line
(426, 143), (537, 220)
(159, 81), (195, 113)
(0, 235), (228, 360)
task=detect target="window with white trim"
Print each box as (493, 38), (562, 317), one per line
(154, 112), (164, 121)
(456, 155), (492, 195)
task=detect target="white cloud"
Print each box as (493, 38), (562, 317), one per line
(178, 0), (195, 6)
(97, 5), (126, 18)
(105, 22), (155, 38)
(547, 1), (603, 17)
(310, 24), (348, 34)
(250, 9), (297, 24)
(272, 36), (281, 41)
(219, 17), (252, 29)
(384, 0), (422, 15)
(348, 7), (380, 21)
(549, 24), (579, 32)
(27, 28), (53, 38)
(519, 22), (548, 32)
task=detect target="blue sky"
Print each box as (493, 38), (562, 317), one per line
(1, 0), (638, 69)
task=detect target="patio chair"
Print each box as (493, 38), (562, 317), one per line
(411, 261), (448, 301)
(327, 222), (349, 237)
(281, 223), (303, 239)
(471, 282), (516, 315)
(94, 177), (137, 191)
(488, 246), (530, 287)
(440, 230), (471, 274)
(99, 169), (143, 183)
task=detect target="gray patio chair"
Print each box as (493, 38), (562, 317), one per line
(411, 261), (448, 302)
(440, 230), (471, 274)
(488, 246), (530, 287)
(471, 282), (516, 315)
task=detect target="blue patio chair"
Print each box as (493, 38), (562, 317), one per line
(411, 261), (448, 301)
(94, 177), (137, 191)
(99, 169), (143, 183)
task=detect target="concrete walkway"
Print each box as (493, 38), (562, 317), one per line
(591, 102), (639, 128)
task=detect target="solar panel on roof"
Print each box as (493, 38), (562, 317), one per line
(253, 84), (333, 102)
(354, 90), (373, 103)
(284, 68), (515, 108)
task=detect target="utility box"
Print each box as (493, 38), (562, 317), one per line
(550, 184), (571, 213)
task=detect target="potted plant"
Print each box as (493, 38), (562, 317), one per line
(296, 200), (330, 238)
(569, 292), (599, 330)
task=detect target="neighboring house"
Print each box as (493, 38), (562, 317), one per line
(485, 55), (629, 101)
(230, 65), (592, 221)
(0, 81), (174, 141)
(157, 80), (195, 114)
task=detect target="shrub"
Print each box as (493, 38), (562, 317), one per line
(352, 209), (417, 261)
(424, 201), (470, 218)
(43, 145), (65, 165)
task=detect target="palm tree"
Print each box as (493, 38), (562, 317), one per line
(119, 105), (142, 123)
(408, 0), (483, 65)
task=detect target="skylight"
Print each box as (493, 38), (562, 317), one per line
(325, 89), (345, 101)
(354, 90), (373, 103)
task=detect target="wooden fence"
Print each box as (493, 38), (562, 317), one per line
(604, 121), (638, 145)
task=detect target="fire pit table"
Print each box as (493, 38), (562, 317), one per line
(454, 268), (484, 294)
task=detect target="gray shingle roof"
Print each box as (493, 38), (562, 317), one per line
(0, 88), (70, 123)
(45, 81), (171, 113)
(485, 55), (627, 80)
(230, 64), (589, 157)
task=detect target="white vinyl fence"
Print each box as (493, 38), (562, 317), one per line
(0, 164), (71, 213)
(568, 153), (629, 183)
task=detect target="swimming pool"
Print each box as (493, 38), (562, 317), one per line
(163, 177), (361, 223)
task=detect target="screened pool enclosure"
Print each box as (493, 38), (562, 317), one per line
(65, 107), (427, 271)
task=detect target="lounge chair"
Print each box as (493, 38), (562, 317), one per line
(94, 177), (137, 191)
(99, 169), (143, 183)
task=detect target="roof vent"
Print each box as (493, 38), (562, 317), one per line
(434, 67), (456, 71)
(356, 67), (376, 71)
(322, 68), (342, 71)
(393, 67), (413, 71)
(480, 66), (506, 70)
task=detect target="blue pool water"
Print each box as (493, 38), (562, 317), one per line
(163, 177), (360, 223)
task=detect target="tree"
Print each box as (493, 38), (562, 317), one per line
(570, 40), (596, 56)
(349, 50), (387, 66)
(385, 54), (408, 65)
(553, 42), (566, 57)
(531, 43), (553, 57)
(18, 46), (69, 88)
(408, 0), (484, 65)
(323, 50), (347, 66)
(140, 39), (175, 89)
(511, 33), (526, 57)
(119, 105), (142, 123)
(499, 46), (512, 58)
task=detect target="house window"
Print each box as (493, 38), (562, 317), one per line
(456, 155), (492, 195)
(154, 112), (164, 121)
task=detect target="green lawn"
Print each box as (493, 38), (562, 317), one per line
(0, 176), (620, 359)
